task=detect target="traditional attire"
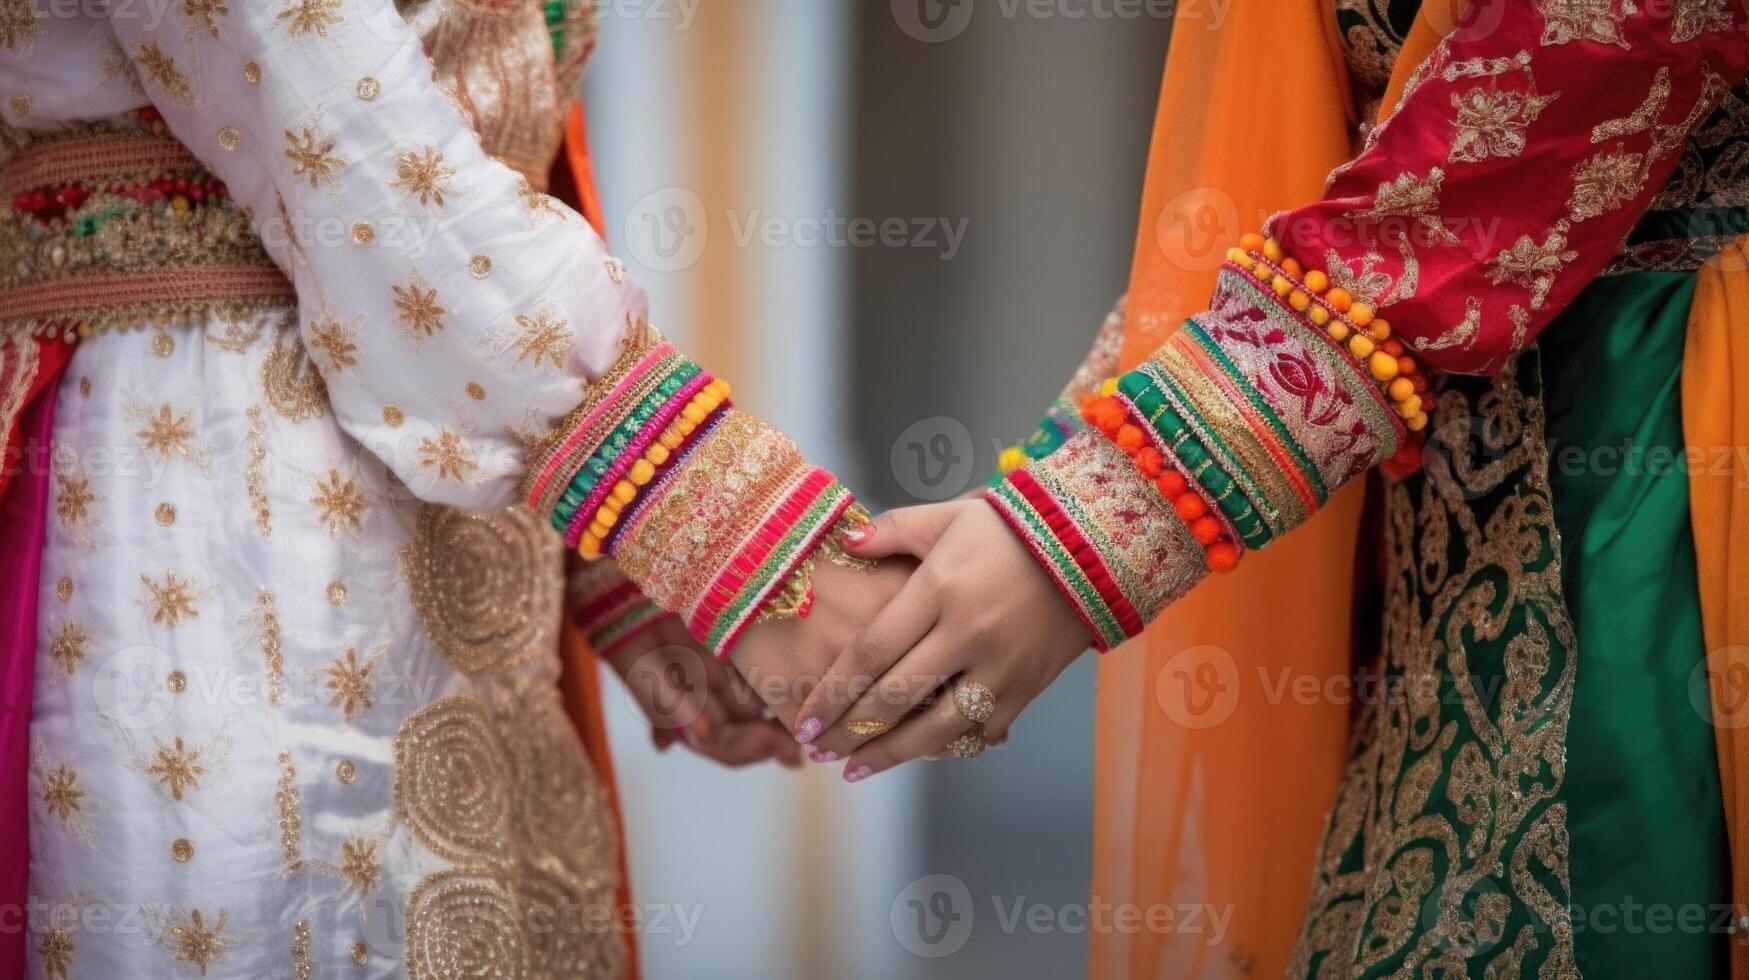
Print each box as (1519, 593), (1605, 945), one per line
(993, 2), (1749, 977)
(0, 1), (856, 977)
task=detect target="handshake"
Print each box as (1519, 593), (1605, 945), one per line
(602, 497), (1091, 782)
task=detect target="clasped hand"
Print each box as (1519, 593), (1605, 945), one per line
(730, 498), (1090, 782)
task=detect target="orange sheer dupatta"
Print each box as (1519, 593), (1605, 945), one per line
(1091, 6), (1460, 977)
(548, 101), (642, 980)
(1684, 238), (1749, 980)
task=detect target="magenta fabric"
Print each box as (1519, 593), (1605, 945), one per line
(0, 393), (53, 978)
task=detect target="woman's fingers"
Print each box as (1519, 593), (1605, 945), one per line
(792, 570), (941, 744)
(841, 676), (1013, 781)
(806, 628), (961, 761)
(839, 502), (964, 561)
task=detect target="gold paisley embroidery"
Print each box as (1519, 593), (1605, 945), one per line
(399, 505), (562, 677)
(403, 868), (530, 980)
(1534, 0), (1631, 47)
(1289, 355), (1577, 979)
(261, 337), (330, 421)
(1671, 0), (1734, 41)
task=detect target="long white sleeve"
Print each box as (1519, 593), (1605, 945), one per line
(106, 0), (643, 509)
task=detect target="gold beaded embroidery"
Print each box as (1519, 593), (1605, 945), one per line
(326, 580), (348, 605)
(382, 404), (404, 428)
(147, 736), (210, 801)
(291, 922), (312, 980)
(465, 381), (486, 400)
(55, 576), (71, 602)
(244, 62), (261, 84)
(335, 758), (358, 784)
(47, 617), (89, 681)
(403, 869), (530, 980)
(138, 569), (206, 629)
(275, 749), (304, 874)
(244, 404), (271, 537)
(36, 926), (72, 980)
(132, 41), (193, 105)
(400, 506), (561, 678)
(390, 146), (458, 208)
(171, 838), (194, 862)
(217, 126), (240, 151)
(356, 76), (381, 100)
(241, 588), (287, 708)
(149, 330), (174, 356)
(349, 219), (374, 246)
(323, 645), (382, 723)
(166, 669), (187, 694)
(393, 696), (515, 866)
(468, 254), (493, 278)
(154, 501), (176, 526)
(482, 309), (573, 370)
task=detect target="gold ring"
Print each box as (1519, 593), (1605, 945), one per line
(845, 718), (892, 740)
(952, 680), (996, 725)
(927, 722), (987, 760)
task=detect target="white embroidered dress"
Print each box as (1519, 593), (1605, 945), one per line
(3, 1), (642, 976)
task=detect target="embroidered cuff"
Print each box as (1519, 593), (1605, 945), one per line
(566, 559), (673, 658)
(988, 238), (1429, 649)
(524, 330), (861, 659)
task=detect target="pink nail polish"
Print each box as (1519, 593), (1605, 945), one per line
(842, 525), (872, 546)
(810, 749), (838, 763)
(795, 717), (822, 744)
(844, 764), (873, 783)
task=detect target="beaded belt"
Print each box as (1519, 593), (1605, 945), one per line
(0, 112), (294, 343)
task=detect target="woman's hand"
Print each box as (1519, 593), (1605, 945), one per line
(791, 499), (1091, 780)
(603, 616), (805, 769)
(728, 554), (918, 754)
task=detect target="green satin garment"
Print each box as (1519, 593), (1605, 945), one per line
(1539, 270), (1732, 977)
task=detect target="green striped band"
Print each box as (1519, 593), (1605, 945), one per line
(987, 479), (1128, 651)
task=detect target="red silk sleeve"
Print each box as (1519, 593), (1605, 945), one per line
(1271, 1), (1749, 375)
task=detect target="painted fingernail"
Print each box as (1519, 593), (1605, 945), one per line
(842, 525), (873, 546)
(843, 764), (874, 783)
(795, 717), (822, 744)
(809, 748), (838, 764)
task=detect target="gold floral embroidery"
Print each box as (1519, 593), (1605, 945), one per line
(483, 310), (574, 370)
(291, 922), (311, 980)
(518, 176), (566, 222)
(306, 314), (359, 372)
(417, 430), (478, 483)
(1569, 146), (1645, 221)
(148, 736), (210, 801)
(337, 837), (382, 899)
(1347, 168), (1459, 244)
(277, 0), (343, 37)
(241, 588), (287, 708)
(400, 506), (561, 677)
(216, 126), (241, 151)
(323, 645), (382, 722)
(208, 319), (265, 354)
(261, 337), (331, 421)
(1535, 0), (1631, 47)
(180, 0), (228, 38)
(392, 696), (515, 865)
(310, 468), (367, 537)
(244, 405), (271, 537)
(37, 762), (83, 825)
(352, 941), (369, 966)
(403, 869), (530, 979)
(132, 41), (193, 105)
(1487, 224), (1578, 310)
(97, 41), (144, 94)
(47, 618), (89, 680)
(392, 276), (448, 343)
(138, 569), (206, 629)
(151, 907), (232, 975)
(275, 750), (304, 874)
(51, 453), (97, 544)
(390, 146), (458, 208)
(1449, 84), (1559, 163)
(127, 398), (210, 469)
(1672, 0), (1734, 41)
(0, 0), (42, 50)
(283, 126), (344, 191)
(37, 925), (72, 980)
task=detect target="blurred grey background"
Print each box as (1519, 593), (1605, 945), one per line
(585, 2), (1172, 977)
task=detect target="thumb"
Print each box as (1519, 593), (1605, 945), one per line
(840, 503), (960, 560)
